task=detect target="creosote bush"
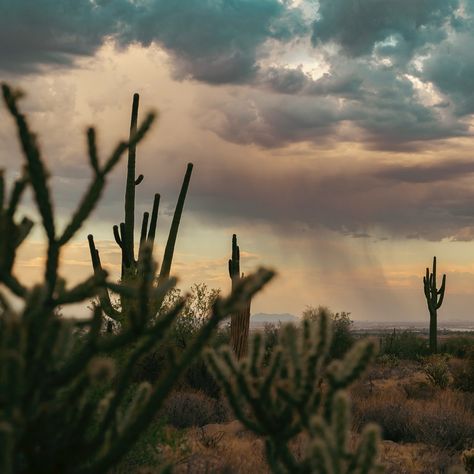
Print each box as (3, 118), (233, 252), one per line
(379, 330), (429, 360)
(159, 390), (230, 429)
(302, 305), (355, 359)
(0, 84), (274, 474)
(450, 353), (474, 393)
(422, 355), (450, 389)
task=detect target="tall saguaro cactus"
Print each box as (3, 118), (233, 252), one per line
(87, 93), (193, 324)
(229, 234), (251, 359)
(423, 256), (446, 353)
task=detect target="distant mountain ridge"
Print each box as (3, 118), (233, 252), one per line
(250, 313), (298, 326)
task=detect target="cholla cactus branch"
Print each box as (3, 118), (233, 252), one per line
(0, 84), (274, 473)
(207, 313), (381, 473)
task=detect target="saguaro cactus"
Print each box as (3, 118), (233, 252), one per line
(87, 93), (193, 324)
(229, 234), (251, 359)
(423, 256), (446, 353)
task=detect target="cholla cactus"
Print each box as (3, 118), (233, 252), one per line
(87, 93), (193, 325)
(228, 234), (251, 359)
(0, 83), (274, 473)
(206, 314), (382, 473)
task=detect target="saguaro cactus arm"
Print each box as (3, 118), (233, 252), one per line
(159, 162), (193, 280)
(228, 233), (240, 283)
(423, 256), (446, 310)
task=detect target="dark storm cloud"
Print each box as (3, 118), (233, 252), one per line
(205, 91), (342, 148)
(312, 0), (459, 60)
(187, 156), (474, 241)
(0, 0), (307, 82)
(204, 64), (468, 150)
(1, 0), (473, 151)
(422, 32), (474, 115)
(375, 159), (474, 183)
(257, 65), (363, 96)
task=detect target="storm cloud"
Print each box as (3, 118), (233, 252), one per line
(0, 0), (307, 83)
(312, 0), (459, 61)
(1, 0), (473, 150)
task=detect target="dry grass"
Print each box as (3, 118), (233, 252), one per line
(159, 390), (231, 429)
(137, 359), (474, 473)
(351, 365), (474, 450)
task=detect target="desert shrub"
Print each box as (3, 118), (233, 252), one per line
(463, 448), (474, 474)
(439, 336), (474, 358)
(134, 283), (224, 396)
(352, 392), (414, 443)
(423, 355), (450, 389)
(160, 390), (230, 428)
(402, 380), (437, 400)
(160, 283), (221, 349)
(376, 353), (399, 367)
(302, 305), (355, 359)
(411, 392), (474, 449)
(262, 322), (280, 365)
(450, 350), (474, 393)
(380, 330), (429, 359)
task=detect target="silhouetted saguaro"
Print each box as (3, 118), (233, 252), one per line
(229, 234), (251, 359)
(423, 256), (446, 353)
(87, 93), (193, 324)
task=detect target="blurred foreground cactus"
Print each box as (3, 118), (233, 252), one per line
(207, 314), (383, 473)
(0, 84), (274, 473)
(87, 92), (193, 326)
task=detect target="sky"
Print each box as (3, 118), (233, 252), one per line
(1, 0), (474, 322)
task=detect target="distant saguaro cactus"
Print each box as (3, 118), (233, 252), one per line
(207, 314), (382, 473)
(87, 93), (193, 325)
(423, 256), (446, 353)
(229, 234), (251, 359)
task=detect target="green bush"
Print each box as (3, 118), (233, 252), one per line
(302, 305), (355, 359)
(439, 336), (474, 358)
(423, 356), (450, 389)
(450, 350), (474, 392)
(134, 283), (224, 397)
(379, 330), (429, 359)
